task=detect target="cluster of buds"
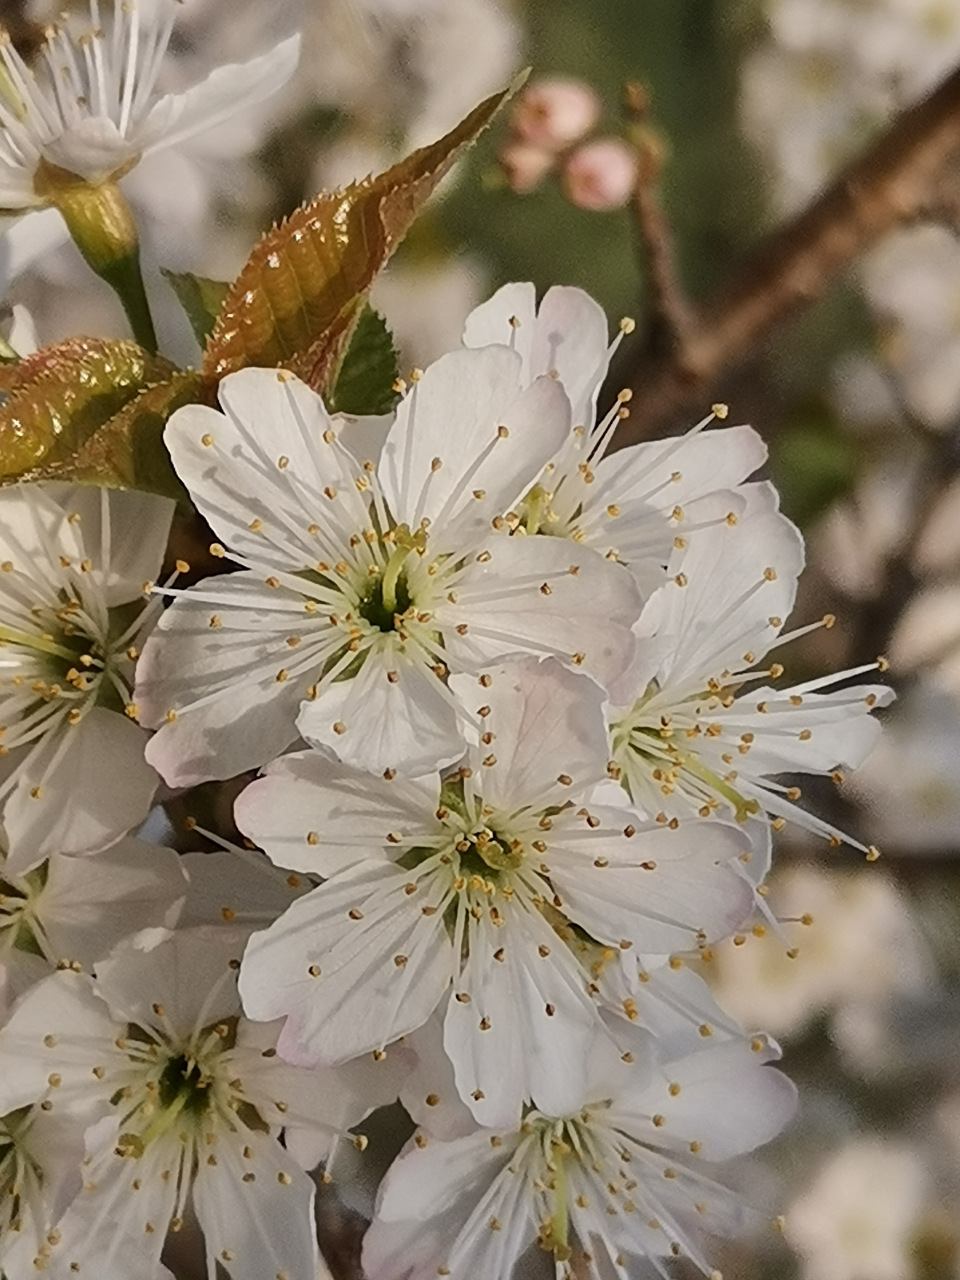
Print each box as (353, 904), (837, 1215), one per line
(499, 77), (639, 210)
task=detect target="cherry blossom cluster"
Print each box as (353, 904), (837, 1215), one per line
(0, 280), (891, 1280)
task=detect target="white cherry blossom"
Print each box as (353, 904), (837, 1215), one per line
(363, 1019), (797, 1280)
(0, 0), (299, 209)
(462, 282), (768, 598)
(236, 658), (753, 1127)
(0, 484), (173, 873)
(608, 484), (893, 856)
(136, 357), (641, 784)
(0, 836), (187, 1006)
(0, 926), (398, 1280)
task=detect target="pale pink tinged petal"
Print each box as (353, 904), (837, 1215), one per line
(235, 751), (443, 877)
(621, 1036), (798, 1160)
(0, 970), (119, 1114)
(438, 534), (640, 690)
(1, 710), (158, 874)
(163, 370), (346, 570)
(530, 285), (612, 425)
(464, 657), (609, 813)
(400, 1011), (478, 1141)
(239, 863), (451, 1067)
(179, 849), (309, 930)
(380, 346), (571, 540)
(548, 812), (754, 954)
(38, 838), (187, 965)
(138, 35), (301, 156)
(45, 1139), (179, 1280)
(137, 573), (316, 786)
(94, 926), (244, 1040)
(296, 649), (463, 777)
(192, 1129), (319, 1280)
(444, 901), (602, 1128)
(461, 282), (538, 365)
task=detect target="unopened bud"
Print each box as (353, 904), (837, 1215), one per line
(499, 141), (555, 194)
(562, 139), (637, 211)
(511, 77), (601, 151)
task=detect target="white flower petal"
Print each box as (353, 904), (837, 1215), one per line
(235, 751), (444, 877)
(94, 926), (245, 1042)
(548, 812), (754, 955)
(138, 35), (301, 157)
(163, 368), (347, 570)
(380, 346), (571, 542)
(0, 970), (119, 1115)
(179, 849), (309, 930)
(438, 534), (641, 691)
(457, 657), (609, 814)
(239, 862), (451, 1066)
(443, 900), (603, 1127)
(192, 1128), (319, 1280)
(1, 710), (158, 875)
(296, 645), (465, 776)
(37, 838), (187, 966)
(138, 573), (313, 786)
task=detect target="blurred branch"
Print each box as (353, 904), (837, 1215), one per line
(614, 61), (960, 441)
(623, 84), (697, 363)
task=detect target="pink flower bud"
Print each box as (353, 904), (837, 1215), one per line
(511, 77), (602, 151)
(562, 139), (638, 212)
(499, 140), (555, 194)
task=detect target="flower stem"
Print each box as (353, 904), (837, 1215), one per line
(34, 165), (158, 354)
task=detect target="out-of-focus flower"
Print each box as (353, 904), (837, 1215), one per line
(862, 225), (960, 431)
(561, 137), (638, 211)
(709, 865), (933, 1038)
(510, 77), (602, 151)
(785, 1138), (929, 1280)
(0, 0), (299, 209)
(849, 683), (960, 851)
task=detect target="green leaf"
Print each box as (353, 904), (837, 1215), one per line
(0, 338), (175, 479)
(21, 372), (216, 500)
(328, 306), (399, 416)
(161, 270), (230, 346)
(203, 78), (521, 391)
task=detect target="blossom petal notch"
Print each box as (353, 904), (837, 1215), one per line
(202, 76), (523, 391)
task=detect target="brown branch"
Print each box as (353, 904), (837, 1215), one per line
(615, 60), (960, 442)
(623, 84), (697, 362)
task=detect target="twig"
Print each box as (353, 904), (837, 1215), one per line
(623, 84), (697, 364)
(613, 60), (960, 442)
